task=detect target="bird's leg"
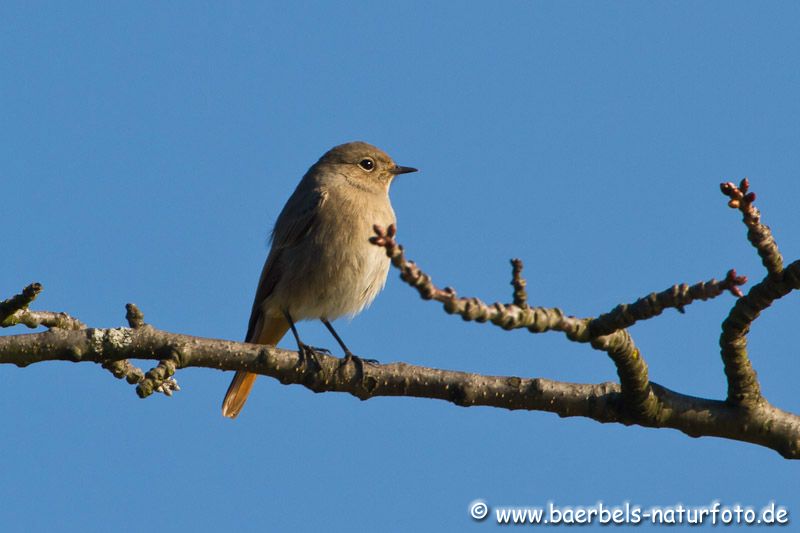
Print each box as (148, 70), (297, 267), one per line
(321, 319), (355, 359)
(321, 319), (379, 369)
(283, 310), (323, 371)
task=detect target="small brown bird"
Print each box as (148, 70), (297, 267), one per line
(222, 141), (417, 418)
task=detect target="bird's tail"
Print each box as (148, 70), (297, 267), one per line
(221, 315), (290, 419)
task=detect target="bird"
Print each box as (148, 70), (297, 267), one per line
(222, 141), (417, 418)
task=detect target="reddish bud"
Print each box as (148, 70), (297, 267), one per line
(740, 178), (749, 192)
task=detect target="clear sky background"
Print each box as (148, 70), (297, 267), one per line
(2, 2), (799, 531)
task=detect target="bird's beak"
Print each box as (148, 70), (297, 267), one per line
(390, 165), (418, 175)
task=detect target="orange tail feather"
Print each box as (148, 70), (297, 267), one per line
(221, 315), (290, 418)
(221, 371), (258, 419)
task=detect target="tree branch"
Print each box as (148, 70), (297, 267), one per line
(1, 322), (799, 457)
(2, 180), (799, 459)
(0, 283), (87, 330)
(721, 178), (783, 278)
(718, 179), (800, 406)
(369, 224), (743, 422)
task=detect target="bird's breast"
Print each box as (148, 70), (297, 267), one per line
(277, 190), (395, 320)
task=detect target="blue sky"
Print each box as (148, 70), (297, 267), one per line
(2, 2), (799, 531)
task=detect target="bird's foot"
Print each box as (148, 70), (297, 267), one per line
(338, 351), (378, 375)
(342, 351), (379, 365)
(297, 343), (325, 372)
(308, 345), (332, 355)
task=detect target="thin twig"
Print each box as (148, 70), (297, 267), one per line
(371, 224), (657, 418)
(0, 283), (86, 330)
(720, 178), (783, 278)
(0, 283), (42, 325)
(589, 269), (747, 338)
(510, 258), (529, 308)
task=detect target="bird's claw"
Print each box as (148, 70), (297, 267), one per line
(308, 345), (332, 355)
(297, 343), (324, 372)
(338, 352), (379, 375)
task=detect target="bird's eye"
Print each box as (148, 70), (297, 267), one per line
(358, 158), (375, 171)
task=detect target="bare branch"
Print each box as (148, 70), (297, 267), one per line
(137, 358), (179, 398)
(104, 303), (177, 396)
(510, 258), (529, 308)
(11, 311), (89, 330)
(0, 283), (42, 325)
(3, 179), (800, 459)
(589, 269), (747, 338)
(717, 180), (800, 405)
(719, 260), (800, 405)
(125, 303), (146, 329)
(370, 224), (741, 421)
(1, 283), (87, 330)
(721, 178), (783, 277)
(102, 358), (146, 385)
(1, 325), (799, 458)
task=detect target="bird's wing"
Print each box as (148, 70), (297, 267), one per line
(244, 189), (327, 342)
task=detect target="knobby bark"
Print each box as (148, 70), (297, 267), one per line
(2, 180), (799, 458)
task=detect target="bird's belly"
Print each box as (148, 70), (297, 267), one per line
(267, 225), (391, 321)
